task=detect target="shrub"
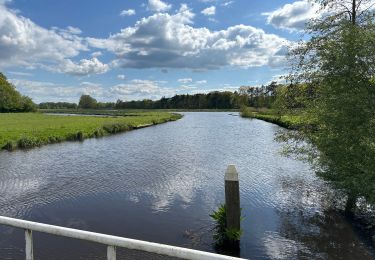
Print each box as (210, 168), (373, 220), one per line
(93, 128), (105, 137)
(3, 140), (17, 151)
(17, 136), (41, 149)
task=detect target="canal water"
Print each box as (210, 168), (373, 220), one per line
(0, 112), (373, 259)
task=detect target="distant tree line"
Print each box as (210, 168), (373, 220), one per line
(39, 102), (78, 109)
(0, 73), (37, 112)
(37, 82), (288, 110)
(115, 91), (244, 109)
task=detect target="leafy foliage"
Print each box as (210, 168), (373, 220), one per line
(0, 72), (37, 112)
(78, 95), (98, 109)
(210, 205), (243, 245)
(284, 0), (375, 208)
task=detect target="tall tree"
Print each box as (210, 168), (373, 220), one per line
(286, 0), (375, 213)
(0, 72), (37, 112)
(78, 95), (98, 109)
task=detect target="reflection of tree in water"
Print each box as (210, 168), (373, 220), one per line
(269, 175), (375, 259)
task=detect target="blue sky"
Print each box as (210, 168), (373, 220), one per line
(0, 0), (318, 103)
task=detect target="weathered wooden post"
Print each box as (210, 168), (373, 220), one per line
(225, 165), (240, 234)
(25, 229), (33, 260)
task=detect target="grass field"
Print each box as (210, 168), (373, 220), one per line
(0, 112), (182, 151)
(240, 107), (305, 129)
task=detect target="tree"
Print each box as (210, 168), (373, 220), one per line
(78, 95), (98, 109)
(286, 0), (375, 213)
(0, 72), (37, 112)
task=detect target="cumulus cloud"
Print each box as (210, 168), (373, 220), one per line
(10, 78), (177, 102)
(10, 79), (105, 103)
(201, 6), (216, 16)
(178, 78), (193, 83)
(263, 0), (319, 31)
(148, 0), (171, 12)
(88, 4), (288, 70)
(117, 74), (126, 80)
(54, 57), (109, 76)
(91, 51), (102, 57)
(0, 4), (87, 68)
(110, 79), (175, 100)
(120, 9), (136, 16)
(0, 2), (111, 76)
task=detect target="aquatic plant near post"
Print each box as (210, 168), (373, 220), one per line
(210, 204), (243, 246)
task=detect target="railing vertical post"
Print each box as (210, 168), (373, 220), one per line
(225, 165), (241, 235)
(107, 245), (116, 260)
(25, 229), (33, 260)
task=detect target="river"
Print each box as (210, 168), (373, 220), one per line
(0, 112), (373, 259)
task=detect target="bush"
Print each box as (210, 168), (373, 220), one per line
(17, 136), (41, 149)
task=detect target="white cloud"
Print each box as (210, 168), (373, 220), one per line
(222, 1), (234, 7)
(179, 85), (196, 90)
(178, 78), (193, 83)
(120, 9), (136, 16)
(117, 74), (126, 80)
(91, 51), (102, 57)
(148, 0), (171, 12)
(263, 0), (319, 31)
(65, 26), (82, 35)
(110, 79), (175, 100)
(7, 71), (33, 77)
(88, 4), (288, 70)
(10, 78), (177, 103)
(201, 6), (216, 16)
(54, 57), (109, 76)
(0, 3), (90, 73)
(10, 79), (105, 103)
(196, 80), (207, 84)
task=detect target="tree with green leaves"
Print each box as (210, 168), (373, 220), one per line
(0, 72), (37, 112)
(78, 94), (98, 109)
(285, 0), (375, 213)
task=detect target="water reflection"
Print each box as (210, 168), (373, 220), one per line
(0, 112), (373, 259)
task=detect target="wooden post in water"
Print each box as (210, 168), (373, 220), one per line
(225, 165), (240, 234)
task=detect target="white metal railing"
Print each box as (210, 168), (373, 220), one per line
(0, 216), (245, 260)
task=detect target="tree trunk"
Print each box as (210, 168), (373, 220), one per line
(345, 194), (357, 217)
(352, 0), (356, 25)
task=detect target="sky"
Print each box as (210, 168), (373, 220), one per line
(0, 0), (319, 103)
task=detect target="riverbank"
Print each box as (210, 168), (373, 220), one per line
(240, 107), (305, 129)
(0, 112), (182, 151)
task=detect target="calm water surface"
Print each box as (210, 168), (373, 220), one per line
(0, 112), (373, 259)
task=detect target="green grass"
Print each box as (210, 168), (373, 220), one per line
(0, 112), (182, 151)
(240, 107), (305, 129)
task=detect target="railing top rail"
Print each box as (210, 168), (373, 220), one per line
(0, 216), (246, 260)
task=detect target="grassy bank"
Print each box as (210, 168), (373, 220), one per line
(240, 107), (304, 129)
(0, 112), (182, 151)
